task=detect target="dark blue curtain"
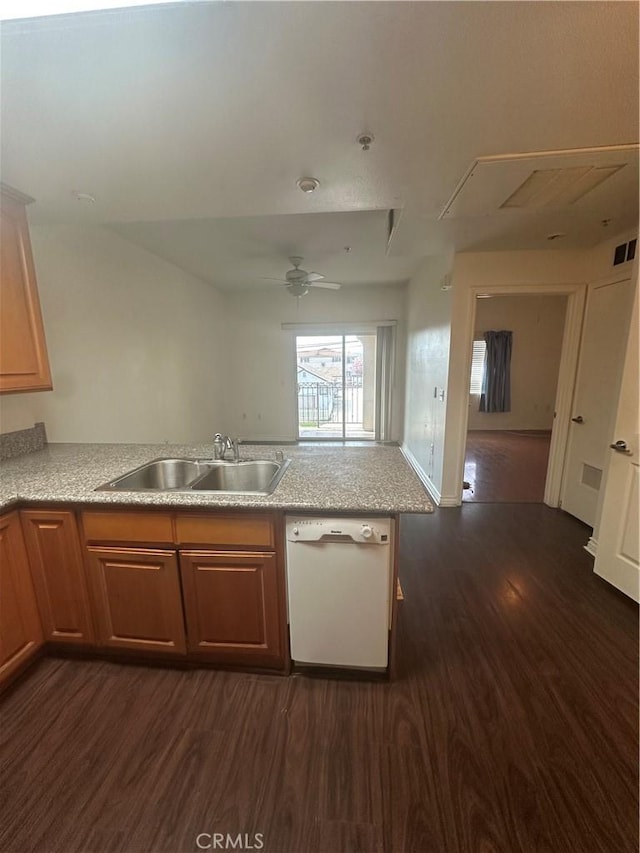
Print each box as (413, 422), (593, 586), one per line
(479, 330), (512, 412)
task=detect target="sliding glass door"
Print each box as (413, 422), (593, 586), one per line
(295, 334), (377, 440)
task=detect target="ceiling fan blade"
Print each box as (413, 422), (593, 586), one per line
(305, 272), (325, 282)
(309, 281), (341, 290)
(260, 277), (289, 283)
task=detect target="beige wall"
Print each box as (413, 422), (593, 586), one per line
(468, 294), (567, 431)
(0, 225), (228, 443)
(401, 256), (452, 500)
(224, 284), (406, 442)
(0, 226), (405, 445)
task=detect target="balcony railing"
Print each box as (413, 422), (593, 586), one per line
(297, 378), (364, 428)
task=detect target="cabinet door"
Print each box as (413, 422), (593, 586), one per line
(180, 550), (284, 668)
(86, 547), (186, 655)
(21, 510), (95, 645)
(0, 513), (43, 685)
(0, 188), (52, 393)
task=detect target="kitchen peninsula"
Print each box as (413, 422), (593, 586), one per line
(0, 442), (433, 689)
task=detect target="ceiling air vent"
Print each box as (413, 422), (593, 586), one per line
(501, 165), (624, 209)
(438, 145), (638, 220)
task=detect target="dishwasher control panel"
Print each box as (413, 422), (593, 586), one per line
(285, 517), (391, 544)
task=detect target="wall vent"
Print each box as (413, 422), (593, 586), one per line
(581, 463), (602, 491)
(613, 237), (638, 266)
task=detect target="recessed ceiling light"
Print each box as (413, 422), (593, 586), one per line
(297, 177), (320, 193)
(71, 190), (96, 204)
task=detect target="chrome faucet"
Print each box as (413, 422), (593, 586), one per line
(213, 433), (239, 462)
(213, 433), (225, 460)
(226, 436), (240, 462)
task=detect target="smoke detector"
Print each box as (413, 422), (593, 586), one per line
(357, 133), (374, 151)
(297, 177), (320, 193)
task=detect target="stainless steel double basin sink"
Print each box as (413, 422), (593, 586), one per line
(96, 457), (291, 495)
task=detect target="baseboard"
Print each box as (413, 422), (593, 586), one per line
(438, 494), (462, 507)
(401, 445), (439, 503)
(584, 537), (598, 558)
(400, 445), (460, 507)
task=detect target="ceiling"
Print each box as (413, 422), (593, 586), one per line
(1, 1), (638, 291)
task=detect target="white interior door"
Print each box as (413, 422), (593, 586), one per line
(561, 276), (634, 525)
(594, 273), (639, 601)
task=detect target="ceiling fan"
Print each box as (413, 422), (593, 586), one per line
(262, 257), (342, 297)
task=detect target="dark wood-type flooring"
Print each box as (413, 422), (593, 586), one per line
(464, 430), (552, 503)
(1, 505), (637, 853)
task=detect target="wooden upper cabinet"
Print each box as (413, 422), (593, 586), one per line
(0, 513), (43, 686)
(0, 184), (52, 393)
(21, 510), (95, 645)
(179, 550), (284, 668)
(86, 547), (186, 655)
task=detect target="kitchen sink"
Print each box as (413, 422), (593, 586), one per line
(97, 457), (290, 495)
(190, 460), (282, 493)
(102, 458), (214, 491)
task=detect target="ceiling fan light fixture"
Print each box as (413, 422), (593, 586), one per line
(296, 177), (320, 193)
(287, 282), (309, 297)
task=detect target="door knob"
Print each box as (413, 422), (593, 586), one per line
(571, 415), (584, 423)
(609, 440), (632, 455)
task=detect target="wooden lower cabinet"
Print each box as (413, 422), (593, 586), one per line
(0, 512), (43, 686)
(85, 547), (186, 655)
(21, 510), (95, 645)
(180, 550), (284, 668)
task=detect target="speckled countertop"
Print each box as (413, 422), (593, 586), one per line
(0, 443), (434, 515)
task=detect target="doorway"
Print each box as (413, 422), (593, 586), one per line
(463, 293), (568, 503)
(295, 334), (377, 440)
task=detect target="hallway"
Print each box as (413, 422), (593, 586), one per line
(463, 429), (552, 502)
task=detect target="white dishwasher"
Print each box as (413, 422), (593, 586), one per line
(285, 516), (394, 670)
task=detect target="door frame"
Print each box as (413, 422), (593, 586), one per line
(452, 282), (587, 507)
(560, 270), (635, 542)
